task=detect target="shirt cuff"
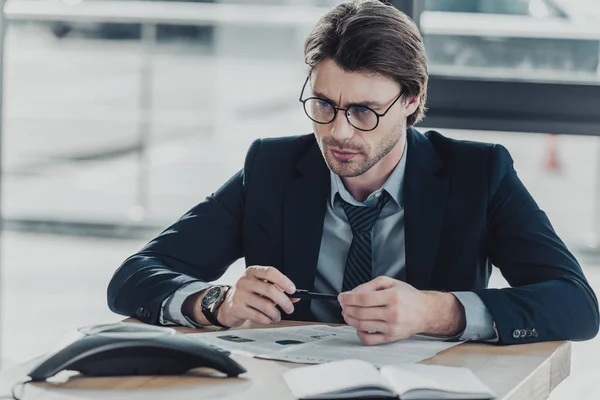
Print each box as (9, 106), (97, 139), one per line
(451, 291), (499, 342)
(159, 281), (212, 328)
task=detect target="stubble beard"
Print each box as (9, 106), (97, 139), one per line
(317, 123), (404, 178)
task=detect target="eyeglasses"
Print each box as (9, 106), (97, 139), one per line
(298, 76), (403, 132)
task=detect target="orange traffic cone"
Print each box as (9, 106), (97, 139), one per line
(544, 134), (561, 172)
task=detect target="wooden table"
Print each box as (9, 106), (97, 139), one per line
(0, 320), (570, 400)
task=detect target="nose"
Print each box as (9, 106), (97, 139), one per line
(330, 109), (354, 142)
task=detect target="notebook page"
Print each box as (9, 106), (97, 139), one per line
(380, 364), (495, 399)
(283, 359), (395, 399)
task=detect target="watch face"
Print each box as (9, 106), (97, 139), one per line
(202, 286), (222, 308)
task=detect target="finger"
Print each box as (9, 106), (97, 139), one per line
(339, 289), (390, 308)
(246, 278), (295, 314)
(356, 330), (388, 346)
(244, 293), (282, 322)
(291, 297), (301, 303)
(231, 286), (280, 323)
(239, 305), (273, 325)
(352, 276), (397, 293)
(342, 305), (387, 321)
(343, 314), (389, 334)
(248, 266), (296, 294)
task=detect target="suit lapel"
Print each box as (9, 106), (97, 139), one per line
(283, 138), (330, 320)
(404, 128), (449, 289)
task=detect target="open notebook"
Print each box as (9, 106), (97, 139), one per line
(283, 359), (495, 400)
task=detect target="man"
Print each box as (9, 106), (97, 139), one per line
(107, 0), (599, 345)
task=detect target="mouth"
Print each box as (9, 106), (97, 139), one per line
(329, 147), (360, 162)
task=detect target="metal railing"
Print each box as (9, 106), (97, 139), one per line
(5, 0), (329, 26)
(420, 11), (600, 40)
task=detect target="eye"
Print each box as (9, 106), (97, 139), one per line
(316, 100), (332, 109)
(353, 106), (371, 115)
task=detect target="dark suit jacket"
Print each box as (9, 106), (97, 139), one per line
(107, 128), (599, 344)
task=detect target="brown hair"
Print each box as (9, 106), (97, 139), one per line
(304, 0), (428, 126)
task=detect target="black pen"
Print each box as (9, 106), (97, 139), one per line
(286, 289), (338, 301)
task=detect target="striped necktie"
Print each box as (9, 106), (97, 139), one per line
(338, 191), (390, 292)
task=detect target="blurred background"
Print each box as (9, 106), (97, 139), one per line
(0, 0), (600, 397)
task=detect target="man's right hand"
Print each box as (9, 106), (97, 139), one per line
(184, 266), (299, 328)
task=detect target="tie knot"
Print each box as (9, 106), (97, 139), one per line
(338, 191), (390, 233)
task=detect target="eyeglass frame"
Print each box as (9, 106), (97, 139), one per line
(298, 75), (404, 132)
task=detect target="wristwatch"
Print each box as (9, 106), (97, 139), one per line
(201, 285), (231, 329)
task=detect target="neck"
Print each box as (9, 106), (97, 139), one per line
(342, 137), (405, 202)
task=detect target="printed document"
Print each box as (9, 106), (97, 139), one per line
(187, 325), (341, 357)
(188, 325), (460, 367)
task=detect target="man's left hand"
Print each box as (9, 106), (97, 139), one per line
(338, 276), (466, 345)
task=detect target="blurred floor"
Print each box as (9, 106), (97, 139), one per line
(1, 24), (600, 399)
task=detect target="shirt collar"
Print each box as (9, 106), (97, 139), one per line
(329, 139), (407, 208)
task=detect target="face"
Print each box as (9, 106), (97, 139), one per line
(308, 59), (418, 177)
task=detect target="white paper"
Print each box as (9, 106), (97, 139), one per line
(380, 364), (496, 400)
(186, 325), (341, 357)
(261, 326), (461, 367)
(188, 325), (461, 368)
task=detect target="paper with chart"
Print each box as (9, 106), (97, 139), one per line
(187, 325), (461, 367)
(186, 325), (342, 357)
(260, 326), (462, 367)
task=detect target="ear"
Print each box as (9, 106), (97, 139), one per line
(403, 96), (420, 117)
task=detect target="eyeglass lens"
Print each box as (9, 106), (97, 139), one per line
(303, 98), (378, 131)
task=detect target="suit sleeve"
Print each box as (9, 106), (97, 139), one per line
(106, 139), (262, 325)
(475, 144), (599, 344)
